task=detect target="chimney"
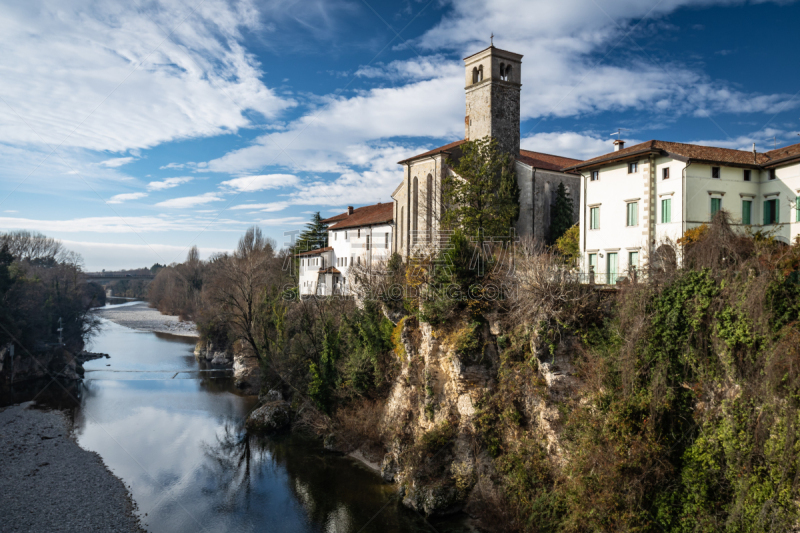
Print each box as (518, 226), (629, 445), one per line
(753, 142), (757, 163)
(347, 206), (354, 215)
(613, 139), (625, 152)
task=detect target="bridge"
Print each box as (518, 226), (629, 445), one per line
(83, 272), (155, 282)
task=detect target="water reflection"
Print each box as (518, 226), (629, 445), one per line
(41, 319), (470, 533)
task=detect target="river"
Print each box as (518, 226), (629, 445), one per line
(45, 313), (470, 532)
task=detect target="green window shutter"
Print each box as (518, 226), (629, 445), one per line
(795, 196), (800, 222)
(776, 200), (780, 223)
(627, 203), (637, 226)
(711, 198), (721, 217)
(742, 200), (751, 225)
(661, 199), (671, 223)
(764, 200), (771, 225)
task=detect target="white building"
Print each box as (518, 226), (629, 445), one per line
(297, 203), (394, 297)
(568, 139), (800, 283)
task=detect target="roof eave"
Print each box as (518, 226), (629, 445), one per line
(565, 148), (660, 171)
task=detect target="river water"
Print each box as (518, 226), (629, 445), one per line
(55, 315), (469, 533)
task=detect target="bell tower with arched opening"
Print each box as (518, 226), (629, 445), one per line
(464, 45), (522, 155)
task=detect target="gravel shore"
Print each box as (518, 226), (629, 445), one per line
(0, 403), (144, 533)
(93, 301), (198, 337)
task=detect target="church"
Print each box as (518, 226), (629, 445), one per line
(391, 44), (582, 256)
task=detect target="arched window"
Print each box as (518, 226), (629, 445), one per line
(400, 206), (404, 251)
(477, 65), (483, 82)
(499, 62), (506, 80)
(426, 173), (433, 242)
(412, 176), (419, 245)
(472, 67), (478, 84)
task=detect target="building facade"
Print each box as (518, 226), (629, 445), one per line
(297, 203), (394, 297)
(392, 45), (582, 257)
(568, 140), (800, 283)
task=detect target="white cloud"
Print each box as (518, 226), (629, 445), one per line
(220, 174), (299, 192)
(230, 201), (289, 212)
(61, 240), (231, 271)
(4, 210), (18, 213)
(99, 157), (135, 168)
(147, 177), (193, 191)
(257, 217), (307, 226)
(155, 193), (224, 208)
(160, 163), (186, 170)
(522, 132), (628, 160)
(0, 214), (241, 233)
(107, 192), (148, 204)
(0, 0), (295, 153)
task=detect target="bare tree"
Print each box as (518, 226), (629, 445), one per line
(207, 226), (280, 359)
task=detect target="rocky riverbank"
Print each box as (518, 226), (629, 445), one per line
(0, 403), (144, 533)
(93, 302), (198, 337)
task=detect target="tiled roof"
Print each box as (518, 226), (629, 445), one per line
(397, 140), (467, 165)
(295, 246), (333, 257)
(318, 267), (341, 274)
(326, 203), (394, 231)
(566, 140), (773, 170)
(763, 142), (800, 167)
(517, 149), (582, 173)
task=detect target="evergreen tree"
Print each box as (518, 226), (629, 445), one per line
(292, 212), (329, 254)
(443, 137), (520, 242)
(549, 182), (574, 244)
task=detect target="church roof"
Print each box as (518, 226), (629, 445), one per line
(517, 149), (583, 173)
(324, 202), (394, 231)
(397, 140), (467, 165)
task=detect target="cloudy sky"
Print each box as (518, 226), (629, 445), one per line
(1, 0), (799, 270)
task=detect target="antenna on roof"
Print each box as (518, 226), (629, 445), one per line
(610, 128), (629, 139)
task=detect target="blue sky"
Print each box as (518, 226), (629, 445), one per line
(1, 0), (799, 270)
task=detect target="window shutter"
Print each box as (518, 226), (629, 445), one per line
(776, 200), (780, 223)
(797, 196), (800, 222)
(763, 201), (769, 225)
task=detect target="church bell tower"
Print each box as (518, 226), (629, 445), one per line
(464, 45), (522, 155)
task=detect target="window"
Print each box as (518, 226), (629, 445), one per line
(472, 67), (478, 84)
(712, 166), (720, 179)
(345, 231), (348, 240)
(591, 170), (599, 181)
(385, 232), (390, 249)
(366, 235), (370, 251)
(629, 251), (639, 271)
(711, 198), (722, 218)
(661, 198), (671, 223)
(744, 169), (751, 182)
(796, 196), (800, 222)
(626, 202), (638, 226)
(662, 167), (669, 180)
(607, 253), (618, 285)
(742, 200), (752, 225)
(350, 257), (353, 266)
(764, 199), (779, 225)
(628, 162), (638, 174)
(357, 229), (361, 238)
(588, 253), (597, 272)
(769, 169), (776, 180)
(590, 207), (600, 229)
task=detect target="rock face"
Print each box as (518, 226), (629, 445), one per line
(245, 399), (291, 434)
(1, 343), (82, 393)
(233, 349), (261, 395)
(193, 340), (233, 367)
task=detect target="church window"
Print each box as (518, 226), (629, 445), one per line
(472, 67), (479, 84)
(413, 176), (419, 245)
(477, 65), (483, 82)
(426, 173), (433, 241)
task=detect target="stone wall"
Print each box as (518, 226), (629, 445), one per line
(515, 163), (581, 242)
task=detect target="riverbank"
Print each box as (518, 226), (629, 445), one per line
(0, 403), (144, 533)
(93, 301), (198, 337)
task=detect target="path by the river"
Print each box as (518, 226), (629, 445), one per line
(92, 301), (198, 337)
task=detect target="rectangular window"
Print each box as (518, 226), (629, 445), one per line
(742, 200), (752, 225)
(345, 231), (348, 240)
(626, 202), (638, 226)
(588, 253), (597, 271)
(591, 170), (599, 181)
(661, 198), (671, 223)
(357, 229), (361, 238)
(607, 253), (618, 285)
(628, 162), (638, 174)
(769, 169), (776, 180)
(335, 232), (337, 241)
(744, 169), (751, 182)
(764, 199), (779, 225)
(629, 251), (639, 271)
(711, 198), (722, 218)
(796, 196), (800, 222)
(366, 235), (370, 251)
(385, 232), (389, 249)
(590, 207), (600, 229)
(712, 166), (720, 179)
(662, 167), (669, 180)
